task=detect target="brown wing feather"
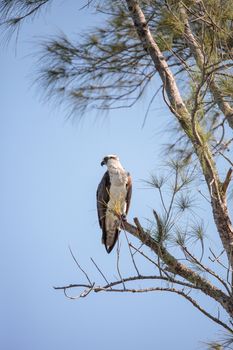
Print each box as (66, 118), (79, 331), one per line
(96, 171), (111, 251)
(105, 230), (120, 254)
(96, 171), (110, 227)
(125, 173), (132, 215)
(97, 171), (132, 254)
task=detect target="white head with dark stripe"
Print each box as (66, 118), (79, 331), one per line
(101, 154), (123, 170)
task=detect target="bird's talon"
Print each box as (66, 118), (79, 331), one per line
(121, 214), (127, 221)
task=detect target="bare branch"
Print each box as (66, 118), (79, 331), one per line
(69, 246), (92, 285)
(116, 240), (126, 289)
(90, 257), (111, 287)
(123, 231), (141, 277)
(121, 218), (233, 317)
(182, 246), (232, 295)
(219, 153), (233, 168)
(54, 281), (232, 333)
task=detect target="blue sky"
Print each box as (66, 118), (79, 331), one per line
(1, 1), (226, 349)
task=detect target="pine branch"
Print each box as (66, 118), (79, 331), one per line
(125, 0), (233, 273)
(121, 218), (233, 317)
(0, 0), (50, 29)
(179, 2), (233, 129)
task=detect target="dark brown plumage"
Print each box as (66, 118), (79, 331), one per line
(97, 166), (132, 253)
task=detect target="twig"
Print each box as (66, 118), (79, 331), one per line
(197, 189), (211, 203)
(123, 231), (141, 276)
(209, 248), (233, 287)
(219, 152), (233, 167)
(1, 0), (49, 26)
(103, 275), (201, 290)
(182, 246), (231, 295)
(116, 240), (126, 289)
(63, 283), (95, 300)
(132, 242), (144, 256)
(166, 167), (179, 221)
(68, 246), (92, 285)
(209, 248), (232, 272)
(90, 257), (112, 288)
(54, 274), (200, 294)
(129, 243), (185, 284)
(141, 85), (162, 128)
(158, 187), (168, 214)
(129, 242), (161, 267)
(78, 0), (95, 10)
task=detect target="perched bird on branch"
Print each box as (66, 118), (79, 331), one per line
(97, 155), (132, 253)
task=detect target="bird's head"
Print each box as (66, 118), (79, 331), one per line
(101, 154), (119, 166)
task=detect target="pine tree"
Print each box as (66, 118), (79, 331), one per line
(1, 1), (233, 347)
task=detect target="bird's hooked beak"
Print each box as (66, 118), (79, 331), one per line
(101, 157), (107, 166)
(101, 155), (118, 166)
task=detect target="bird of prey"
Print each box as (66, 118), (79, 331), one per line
(97, 155), (132, 253)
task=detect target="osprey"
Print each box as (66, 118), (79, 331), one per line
(97, 155), (132, 253)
